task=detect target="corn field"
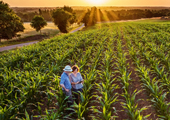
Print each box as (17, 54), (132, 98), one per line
(0, 21), (170, 120)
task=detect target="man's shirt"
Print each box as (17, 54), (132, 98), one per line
(60, 72), (72, 90)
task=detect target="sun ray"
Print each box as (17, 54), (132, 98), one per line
(101, 10), (110, 22)
(96, 9), (102, 29)
(86, 0), (107, 5)
(87, 7), (95, 26)
(96, 9), (101, 23)
(107, 11), (119, 20)
(101, 10), (111, 27)
(77, 10), (88, 24)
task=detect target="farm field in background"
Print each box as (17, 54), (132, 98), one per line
(0, 22), (80, 48)
(21, 22), (79, 38)
(0, 20), (170, 119)
(21, 22), (59, 37)
(0, 22), (59, 44)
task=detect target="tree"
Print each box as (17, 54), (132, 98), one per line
(0, 1), (25, 42)
(82, 7), (98, 27)
(51, 6), (77, 33)
(39, 9), (42, 15)
(82, 9), (90, 27)
(30, 15), (47, 34)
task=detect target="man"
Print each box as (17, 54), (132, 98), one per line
(60, 65), (73, 107)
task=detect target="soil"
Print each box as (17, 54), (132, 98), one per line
(26, 92), (58, 120)
(120, 29), (158, 119)
(112, 79), (129, 120)
(111, 39), (129, 120)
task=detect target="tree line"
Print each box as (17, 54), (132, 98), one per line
(16, 8), (84, 22)
(16, 7), (170, 23)
(102, 9), (170, 21)
(82, 7), (170, 26)
(1, 1), (170, 41)
(0, 1), (77, 41)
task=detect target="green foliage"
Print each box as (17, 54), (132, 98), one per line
(30, 15), (47, 33)
(1, 21), (170, 119)
(51, 6), (77, 33)
(0, 1), (25, 41)
(124, 23), (170, 119)
(82, 9), (90, 27)
(82, 7), (97, 27)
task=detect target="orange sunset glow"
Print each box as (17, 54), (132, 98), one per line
(3, 0), (170, 7)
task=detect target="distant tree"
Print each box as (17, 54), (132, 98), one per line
(63, 6), (74, 13)
(167, 12), (170, 16)
(0, 1), (25, 42)
(51, 6), (77, 33)
(89, 7), (97, 25)
(82, 7), (97, 27)
(30, 15), (47, 34)
(82, 9), (90, 27)
(145, 9), (153, 18)
(39, 9), (42, 15)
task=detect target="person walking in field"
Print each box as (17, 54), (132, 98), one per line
(70, 65), (84, 104)
(60, 65), (73, 107)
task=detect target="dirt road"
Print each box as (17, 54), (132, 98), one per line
(0, 18), (156, 52)
(0, 24), (85, 52)
(0, 41), (38, 52)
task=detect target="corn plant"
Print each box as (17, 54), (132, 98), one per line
(131, 38), (170, 94)
(135, 62), (170, 119)
(94, 48), (118, 120)
(125, 36), (170, 119)
(73, 44), (103, 119)
(1, 20), (170, 120)
(115, 37), (149, 120)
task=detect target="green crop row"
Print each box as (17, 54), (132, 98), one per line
(1, 21), (170, 119)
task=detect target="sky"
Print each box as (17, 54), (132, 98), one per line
(3, 0), (170, 7)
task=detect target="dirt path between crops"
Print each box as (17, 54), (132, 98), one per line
(120, 28), (158, 119)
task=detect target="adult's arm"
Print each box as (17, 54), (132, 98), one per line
(79, 73), (84, 84)
(60, 84), (69, 92)
(60, 75), (69, 92)
(70, 74), (79, 85)
(71, 82), (79, 85)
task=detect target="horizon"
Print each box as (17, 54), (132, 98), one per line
(3, 0), (170, 7)
(9, 6), (170, 8)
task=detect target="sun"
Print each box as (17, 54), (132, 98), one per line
(87, 0), (106, 5)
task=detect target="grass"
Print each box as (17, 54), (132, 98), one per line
(131, 19), (170, 23)
(0, 47), (19, 55)
(0, 40), (40, 47)
(0, 22), (81, 48)
(82, 18), (170, 31)
(69, 23), (84, 32)
(0, 22), (59, 47)
(19, 22), (80, 38)
(18, 22), (59, 38)
(2, 18), (168, 48)
(0, 50), (9, 55)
